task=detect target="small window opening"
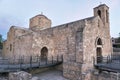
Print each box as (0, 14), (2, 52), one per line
(97, 38), (102, 45)
(10, 44), (12, 51)
(97, 10), (101, 18)
(106, 10), (108, 23)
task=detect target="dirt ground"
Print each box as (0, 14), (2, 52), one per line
(33, 69), (68, 80)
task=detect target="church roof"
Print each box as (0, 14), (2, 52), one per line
(94, 4), (109, 9)
(10, 26), (29, 31)
(52, 16), (95, 28)
(31, 14), (49, 19)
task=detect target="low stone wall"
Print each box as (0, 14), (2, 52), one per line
(8, 70), (120, 80)
(93, 71), (120, 80)
(63, 62), (82, 80)
(9, 71), (40, 80)
(9, 71), (32, 80)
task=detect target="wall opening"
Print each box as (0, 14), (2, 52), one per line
(41, 47), (48, 60)
(96, 38), (102, 63)
(106, 10), (108, 23)
(96, 48), (102, 63)
(97, 38), (102, 45)
(10, 44), (12, 51)
(97, 10), (101, 18)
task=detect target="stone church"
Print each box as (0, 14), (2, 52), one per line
(3, 4), (112, 80)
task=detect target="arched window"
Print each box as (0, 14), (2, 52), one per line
(41, 47), (48, 60)
(97, 38), (102, 45)
(97, 10), (101, 18)
(10, 44), (12, 51)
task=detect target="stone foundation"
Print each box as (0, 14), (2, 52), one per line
(63, 62), (82, 80)
(93, 71), (120, 80)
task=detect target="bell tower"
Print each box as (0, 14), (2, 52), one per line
(94, 4), (109, 26)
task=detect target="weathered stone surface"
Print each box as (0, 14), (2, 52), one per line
(3, 4), (112, 80)
(9, 71), (32, 80)
(29, 14), (51, 31)
(92, 71), (120, 80)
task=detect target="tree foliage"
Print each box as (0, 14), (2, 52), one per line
(0, 34), (3, 49)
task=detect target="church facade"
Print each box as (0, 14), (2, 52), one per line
(3, 4), (112, 80)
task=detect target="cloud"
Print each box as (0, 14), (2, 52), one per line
(0, 15), (27, 39)
(0, 0), (119, 38)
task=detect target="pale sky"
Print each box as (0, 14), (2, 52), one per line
(0, 0), (120, 39)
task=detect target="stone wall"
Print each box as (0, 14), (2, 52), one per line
(93, 71), (119, 80)
(80, 5), (112, 80)
(63, 19), (85, 80)
(3, 26), (32, 62)
(3, 4), (112, 80)
(2, 26), (16, 59)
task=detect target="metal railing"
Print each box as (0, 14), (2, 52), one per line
(94, 54), (120, 64)
(94, 54), (120, 73)
(0, 55), (63, 72)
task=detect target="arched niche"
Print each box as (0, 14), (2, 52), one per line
(41, 47), (48, 60)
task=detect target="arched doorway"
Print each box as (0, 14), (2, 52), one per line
(96, 48), (102, 63)
(96, 38), (102, 63)
(41, 47), (48, 60)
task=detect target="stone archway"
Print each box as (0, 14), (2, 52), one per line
(41, 47), (48, 60)
(96, 38), (103, 63)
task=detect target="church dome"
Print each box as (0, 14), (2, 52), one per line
(29, 14), (51, 31)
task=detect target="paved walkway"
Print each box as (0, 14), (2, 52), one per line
(33, 69), (68, 80)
